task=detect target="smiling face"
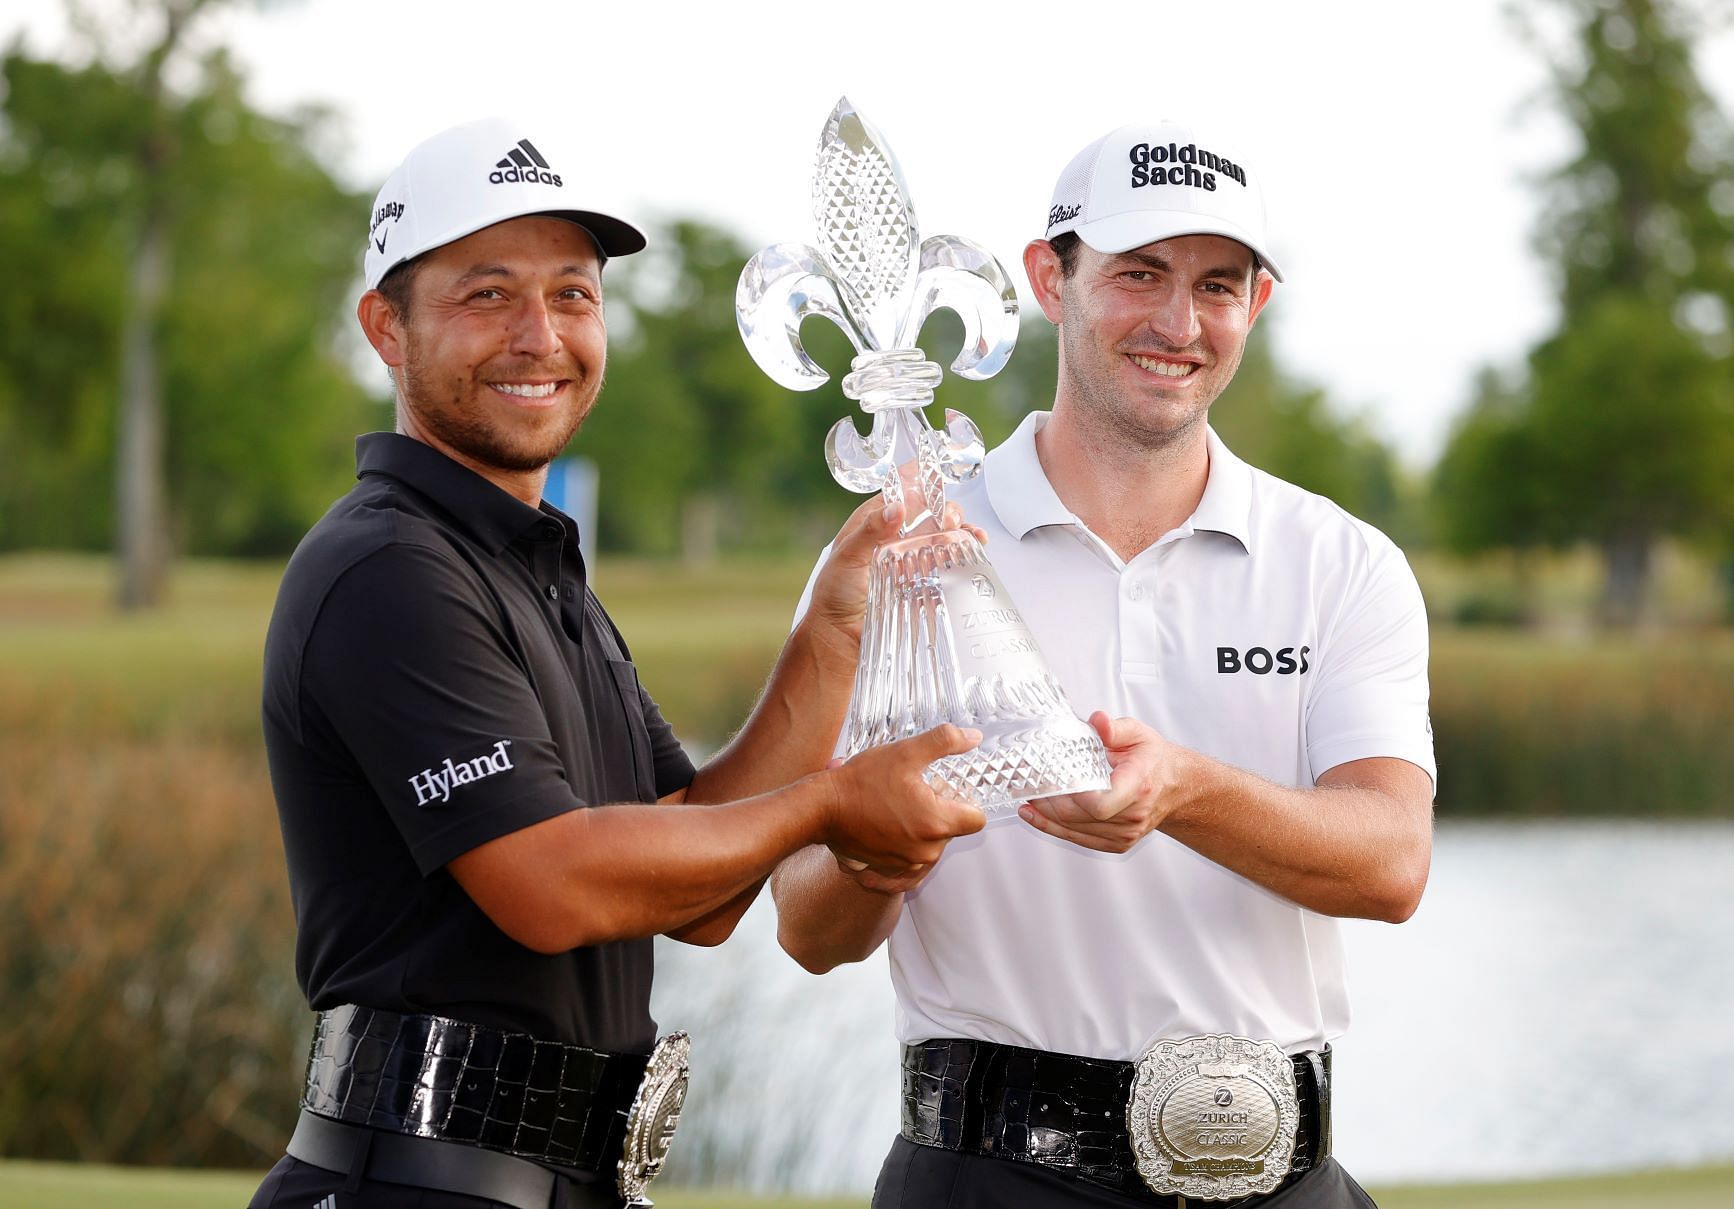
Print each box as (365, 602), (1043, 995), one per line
(357, 216), (607, 496)
(1026, 233), (1273, 451)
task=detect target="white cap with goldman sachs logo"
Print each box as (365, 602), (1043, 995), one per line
(363, 116), (647, 290)
(1043, 121), (1284, 282)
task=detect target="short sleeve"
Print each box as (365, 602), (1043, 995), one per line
(298, 542), (584, 874)
(1304, 534), (1437, 789)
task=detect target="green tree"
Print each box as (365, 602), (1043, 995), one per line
(1435, 0), (1734, 625)
(1528, 294), (1733, 619)
(1211, 323), (1408, 539)
(114, 0), (219, 609)
(580, 219), (833, 557)
(0, 21), (374, 572)
(1433, 368), (1553, 554)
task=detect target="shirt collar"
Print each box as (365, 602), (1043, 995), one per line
(984, 411), (1077, 538)
(355, 432), (551, 555)
(984, 412), (1254, 553)
(1194, 426), (1254, 553)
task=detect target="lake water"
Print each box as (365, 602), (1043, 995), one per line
(649, 819), (1734, 1194)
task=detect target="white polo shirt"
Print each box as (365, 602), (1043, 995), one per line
(799, 411), (1435, 1060)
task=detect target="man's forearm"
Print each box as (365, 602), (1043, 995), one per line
(770, 844), (904, 972)
(687, 613), (858, 805)
(451, 723), (981, 955)
(453, 776), (839, 954)
(1162, 752), (1433, 923)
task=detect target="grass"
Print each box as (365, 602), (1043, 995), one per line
(1372, 1164), (1734, 1208)
(2, 1158), (1731, 1209)
(1427, 625), (1734, 816)
(0, 551), (809, 749)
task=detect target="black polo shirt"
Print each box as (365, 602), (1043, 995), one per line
(262, 433), (695, 1055)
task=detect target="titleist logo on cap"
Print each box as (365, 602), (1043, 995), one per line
(1127, 141), (1247, 192)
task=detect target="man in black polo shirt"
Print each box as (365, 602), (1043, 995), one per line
(249, 117), (985, 1209)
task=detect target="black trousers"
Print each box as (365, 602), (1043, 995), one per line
(871, 1136), (1379, 1209)
(248, 1155), (620, 1209)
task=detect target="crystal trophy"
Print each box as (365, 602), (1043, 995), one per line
(736, 98), (1110, 813)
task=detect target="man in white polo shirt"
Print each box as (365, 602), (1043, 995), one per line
(772, 121), (1435, 1208)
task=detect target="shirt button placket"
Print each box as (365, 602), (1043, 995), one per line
(1122, 569), (1162, 679)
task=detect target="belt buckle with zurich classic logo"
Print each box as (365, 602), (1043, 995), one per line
(1127, 1034), (1300, 1200)
(617, 1031), (690, 1207)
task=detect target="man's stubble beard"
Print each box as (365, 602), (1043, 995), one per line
(1057, 324), (1221, 456)
(396, 356), (602, 474)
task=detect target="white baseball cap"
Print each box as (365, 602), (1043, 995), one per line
(363, 117), (647, 290)
(1043, 121), (1283, 282)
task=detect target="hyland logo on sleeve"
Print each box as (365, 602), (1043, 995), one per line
(489, 138), (563, 186)
(1127, 141), (1248, 192)
(407, 739), (515, 806)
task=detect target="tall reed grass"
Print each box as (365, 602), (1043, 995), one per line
(1430, 629), (1734, 815)
(0, 733), (304, 1164)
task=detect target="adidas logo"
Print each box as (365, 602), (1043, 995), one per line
(313, 1195), (338, 1209)
(489, 138), (563, 187)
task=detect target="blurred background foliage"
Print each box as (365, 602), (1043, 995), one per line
(0, 35), (375, 562)
(3, 0), (1734, 1176)
(1434, 0), (1734, 626)
(3, 0), (1729, 621)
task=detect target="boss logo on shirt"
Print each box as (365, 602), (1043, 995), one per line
(407, 739), (515, 806)
(1217, 645), (1311, 675)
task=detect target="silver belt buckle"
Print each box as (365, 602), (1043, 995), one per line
(1126, 1033), (1300, 1201)
(617, 1031), (691, 1208)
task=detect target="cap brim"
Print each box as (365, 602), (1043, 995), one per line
(371, 208), (647, 289)
(1073, 210), (1283, 282)
(546, 209), (646, 259)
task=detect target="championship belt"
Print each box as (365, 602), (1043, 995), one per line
(1126, 1034), (1302, 1200)
(617, 1031), (691, 1207)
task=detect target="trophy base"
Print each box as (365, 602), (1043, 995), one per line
(842, 529), (1111, 814)
(927, 715), (1114, 814)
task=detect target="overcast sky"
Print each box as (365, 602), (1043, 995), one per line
(13, 0), (1734, 466)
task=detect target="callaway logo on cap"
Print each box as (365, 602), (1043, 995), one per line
(363, 117), (646, 290)
(1043, 120), (1283, 281)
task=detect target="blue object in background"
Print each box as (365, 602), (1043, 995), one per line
(541, 457), (599, 576)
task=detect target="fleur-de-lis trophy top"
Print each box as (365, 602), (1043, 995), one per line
(737, 97), (1019, 534)
(736, 99), (1111, 813)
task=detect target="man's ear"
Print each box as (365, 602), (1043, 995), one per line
(357, 289), (407, 368)
(1023, 240), (1066, 326)
(1247, 269), (1275, 329)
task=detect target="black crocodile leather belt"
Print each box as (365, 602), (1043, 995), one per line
(900, 1037), (1331, 1204)
(300, 1003), (649, 1172)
